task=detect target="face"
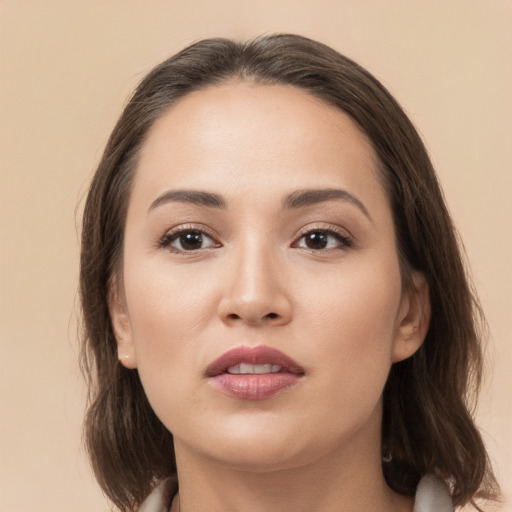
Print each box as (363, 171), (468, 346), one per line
(111, 82), (429, 472)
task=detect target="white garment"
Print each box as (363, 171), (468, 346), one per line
(137, 477), (175, 512)
(138, 474), (453, 512)
(413, 474), (453, 512)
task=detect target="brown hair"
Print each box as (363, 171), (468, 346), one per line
(80, 34), (498, 511)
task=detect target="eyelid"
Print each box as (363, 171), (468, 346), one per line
(157, 223), (222, 252)
(291, 223), (354, 249)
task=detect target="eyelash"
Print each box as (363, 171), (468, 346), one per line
(292, 225), (354, 251)
(158, 224), (220, 253)
(158, 224), (354, 253)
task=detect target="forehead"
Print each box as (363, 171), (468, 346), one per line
(133, 81), (387, 211)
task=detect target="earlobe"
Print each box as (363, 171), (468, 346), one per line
(108, 278), (137, 369)
(392, 271), (431, 363)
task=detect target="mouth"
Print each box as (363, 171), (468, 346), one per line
(206, 346), (305, 400)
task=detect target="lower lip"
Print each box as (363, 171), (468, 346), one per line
(209, 373), (301, 400)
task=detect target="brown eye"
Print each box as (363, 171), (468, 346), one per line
(162, 229), (218, 252)
(303, 232), (329, 249)
(295, 230), (353, 250)
(176, 231), (205, 250)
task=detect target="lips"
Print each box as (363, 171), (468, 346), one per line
(206, 346), (305, 400)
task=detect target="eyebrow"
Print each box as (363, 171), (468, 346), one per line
(148, 187), (371, 221)
(282, 189), (372, 221)
(148, 189), (227, 212)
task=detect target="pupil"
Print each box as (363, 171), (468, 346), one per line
(180, 231), (203, 250)
(306, 232), (328, 249)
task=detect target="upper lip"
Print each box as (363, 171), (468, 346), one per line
(205, 346), (305, 377)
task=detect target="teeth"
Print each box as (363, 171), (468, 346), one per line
(241, 363), (255, 374)
(227, 363), (282, 375)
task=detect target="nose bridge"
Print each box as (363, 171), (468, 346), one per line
(219, 232), (291, 326)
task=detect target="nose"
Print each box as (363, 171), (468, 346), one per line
(217, 244), (293, 327)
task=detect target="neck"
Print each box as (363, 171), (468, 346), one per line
(171, 427), (413, 512)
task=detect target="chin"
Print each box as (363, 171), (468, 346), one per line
(176, 411), (359, 474)
(172, 412), (314, 470)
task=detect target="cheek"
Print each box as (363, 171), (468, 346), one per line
(296, 258), (402, 394)
(300, 256), (402, 343)
(123, 261), (218, 378)
(122, 267), (220, 430)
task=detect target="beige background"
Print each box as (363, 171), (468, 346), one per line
(0, 1), (510, 510)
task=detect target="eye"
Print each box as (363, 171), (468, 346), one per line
(294, 229), (353, 251)
(160, 229), (219, 252)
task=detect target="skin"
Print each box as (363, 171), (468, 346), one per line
(110, 82), (430, 512)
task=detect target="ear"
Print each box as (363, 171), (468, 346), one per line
(392, 271), (431, 363)
(108, 277), (137, 369)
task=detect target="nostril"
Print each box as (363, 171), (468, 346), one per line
(222, 309), (285, 324)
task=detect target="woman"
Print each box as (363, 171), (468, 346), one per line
(80, 35), (499, 511)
